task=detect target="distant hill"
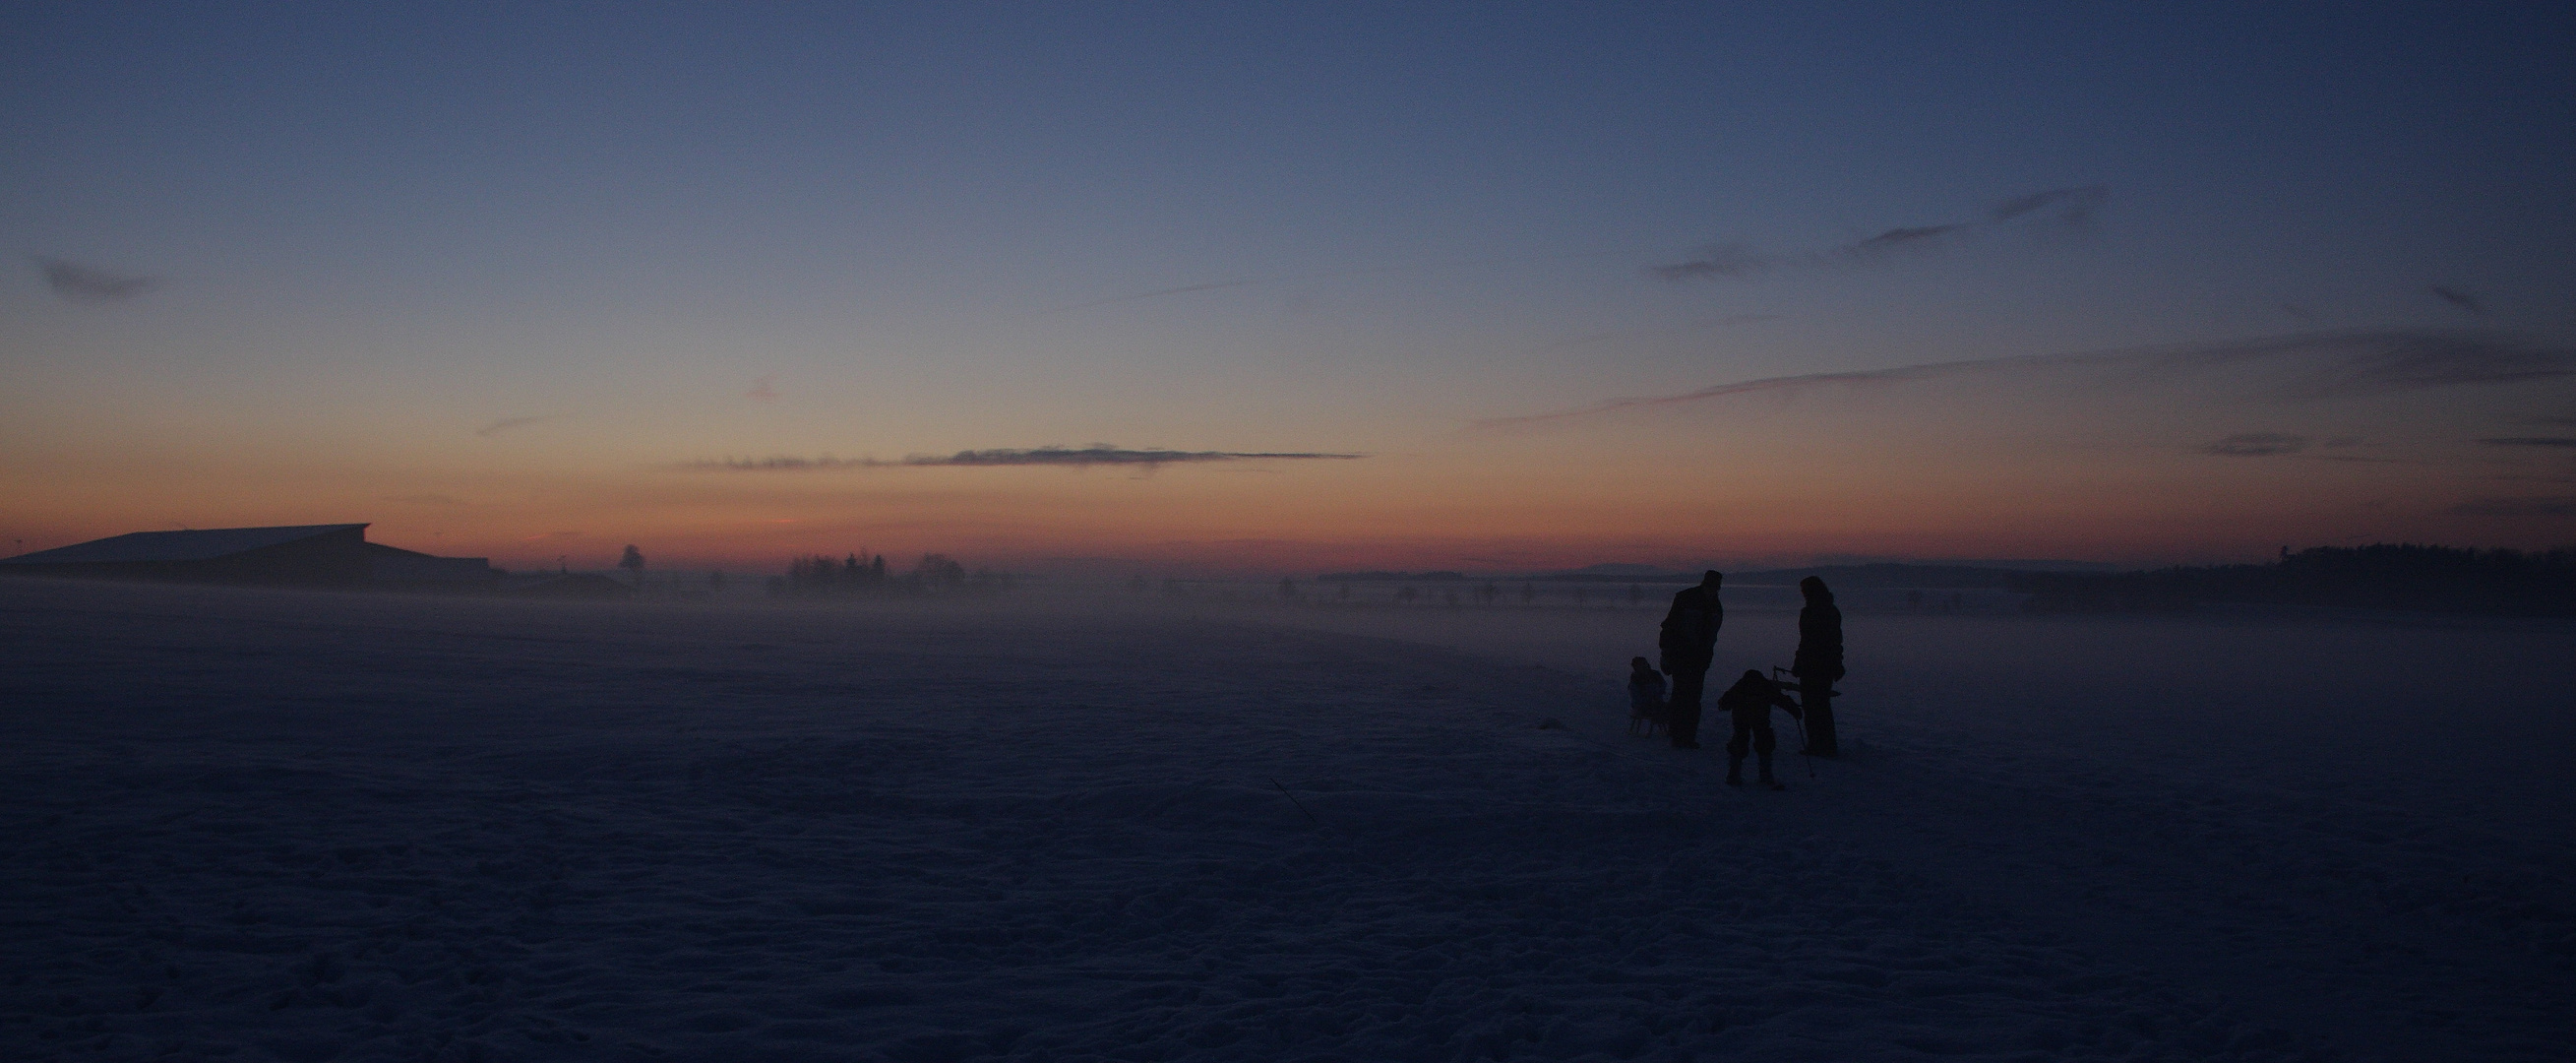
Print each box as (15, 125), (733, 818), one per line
(2011, 544), (2576, 616)
(1732, 564), (2041, 590)
(1557, 563), (1674, 578)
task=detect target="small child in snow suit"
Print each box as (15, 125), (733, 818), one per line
(1626, 657), (1669, 736)
(1717, 670), (1803, 789)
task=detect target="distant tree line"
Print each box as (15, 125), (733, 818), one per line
(2009, 544), (2576, 616)
(770, 552), (1007, 597)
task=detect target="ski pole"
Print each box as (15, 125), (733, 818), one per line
(1270, 777), (1320, 825)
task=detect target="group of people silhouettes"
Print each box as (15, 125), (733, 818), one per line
(1626, 571), (1845, 790)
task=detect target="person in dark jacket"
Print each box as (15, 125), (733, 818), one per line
(1791, 576), (1846, 757)
(1657, 570), (1724, 748)
(1718, 670), (1803, 788)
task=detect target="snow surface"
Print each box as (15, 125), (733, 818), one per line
(2, 579), (2569, 1061)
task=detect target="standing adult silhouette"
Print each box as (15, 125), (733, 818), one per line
(1792, 576), (1845, 756)
(1657, 570), (1724, 749)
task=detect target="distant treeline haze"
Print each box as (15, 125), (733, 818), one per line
(771, 552), (1006, 596)
(2012, 544), (2576, 616)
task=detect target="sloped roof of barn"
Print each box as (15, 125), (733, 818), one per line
(1, 524), (368, 565)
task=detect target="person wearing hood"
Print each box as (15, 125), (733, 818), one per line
(1656, 570), (1724, 748)
(1792, 576), (1846, 757)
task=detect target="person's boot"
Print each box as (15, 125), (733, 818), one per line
(1724, 755), (1744, 786)
(1758, 753), (1785, 790)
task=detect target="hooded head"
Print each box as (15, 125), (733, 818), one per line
(1727, 669), (1771, 696)
(1799, 576), (1832, 602)
(1701, 569), (1724, 590)
(1630, 656), (1653, 672)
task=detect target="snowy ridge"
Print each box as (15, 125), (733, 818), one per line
(2, 580), (2568, 1061)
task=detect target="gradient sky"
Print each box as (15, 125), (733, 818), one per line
(5, 3), (2573, 574)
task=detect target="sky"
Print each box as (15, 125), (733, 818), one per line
(4, 3), (2573, 574)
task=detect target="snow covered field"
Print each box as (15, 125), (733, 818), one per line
(3, 579), (2569, 1062)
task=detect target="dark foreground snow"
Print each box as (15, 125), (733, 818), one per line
(2, 580), (2569, 1061)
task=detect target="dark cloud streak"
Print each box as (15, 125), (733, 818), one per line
(2431, 286), (2486, 315)
(1989, 187), (2108, 223)
(37, 257), (160, 302)
(2204, 433), (2308, 457)
(1654, 186), (2108, 281)
(1844, 224), (1964, 254)
(1474, 330), (2576, 432)
(685, 446), (1369, 471)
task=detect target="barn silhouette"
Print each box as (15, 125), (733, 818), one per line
(0, 524), (495, 589)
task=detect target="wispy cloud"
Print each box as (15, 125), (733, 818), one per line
(1033, 190), (2098, 311)
(1987, 187), (2107, 224)
(683, 445), (1371, 470)
(1653, 186), (2107, 281)
(475, 415), (553, 438)
(1032, 249), (1630, 315)
(923, 446), (1367, 467)
(2450, 496), (2576, 517)
(1649, 245), (1778, 281)
(2204, 433), (2308, 457)
(36, 257), (160, 302)
(1843, 223), (1966, 255)
(1473, 329), (2576, 432)
(2431, 285), (2486, 315)
(2478, 437), (2576, 449)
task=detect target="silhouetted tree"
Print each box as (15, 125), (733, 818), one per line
(778, 548), (898, 596)
(912, 553), (966, 588)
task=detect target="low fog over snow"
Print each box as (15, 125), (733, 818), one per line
(2, 579), (2568, 1061)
